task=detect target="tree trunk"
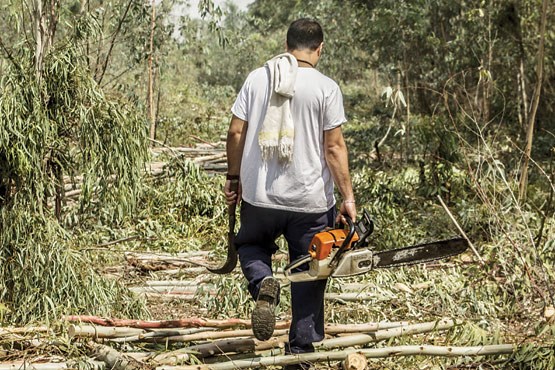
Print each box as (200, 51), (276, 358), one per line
(34, 0), (44, 77)
(148, 0), (157, 145)
(519, 0), (549, 201)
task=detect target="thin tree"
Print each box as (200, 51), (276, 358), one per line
(519, 0), (549, 201)
(148, 0), (157, 145)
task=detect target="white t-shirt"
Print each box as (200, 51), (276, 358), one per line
(231, 66), (347, 213)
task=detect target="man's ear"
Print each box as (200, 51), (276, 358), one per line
(317, 42), (324, 56)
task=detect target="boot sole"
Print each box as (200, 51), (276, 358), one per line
(252, 277), (280, 341)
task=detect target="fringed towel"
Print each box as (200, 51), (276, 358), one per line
(259, 53), (298, 162)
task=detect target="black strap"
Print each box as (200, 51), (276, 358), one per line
(296, 58), (314, 68)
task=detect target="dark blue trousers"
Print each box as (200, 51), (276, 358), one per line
(235, 201), (336, 354)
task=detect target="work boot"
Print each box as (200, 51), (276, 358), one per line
(252, 276), (280, 341)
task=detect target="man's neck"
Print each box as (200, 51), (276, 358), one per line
(289, 50), (318, 68)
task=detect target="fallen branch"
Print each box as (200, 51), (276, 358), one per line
(90, 342), (149, 370)
(184, 334), (288, 359)
(0, 326), (49, 336)
(155, 344), (514, 369)
(437, 194), (484, 265)
(0, 362), (105, 370)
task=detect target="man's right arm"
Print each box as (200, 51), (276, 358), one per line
(225, 115), (248, 205)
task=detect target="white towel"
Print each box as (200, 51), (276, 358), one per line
(259, 53), (298, 162)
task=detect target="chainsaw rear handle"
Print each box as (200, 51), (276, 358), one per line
(328, 215), (356, 269)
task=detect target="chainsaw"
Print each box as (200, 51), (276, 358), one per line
(284, 210), (469, 282)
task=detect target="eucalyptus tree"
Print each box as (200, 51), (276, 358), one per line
(0, 0), (149, 324)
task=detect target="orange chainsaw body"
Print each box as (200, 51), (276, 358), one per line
(309, 229), (359, 260)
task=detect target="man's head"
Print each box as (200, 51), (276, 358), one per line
(286, 18), (323, 52)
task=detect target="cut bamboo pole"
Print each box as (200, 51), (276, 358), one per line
(155, 344), (514, 370)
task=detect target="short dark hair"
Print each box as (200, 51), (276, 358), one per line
(286, 18), (323, 51)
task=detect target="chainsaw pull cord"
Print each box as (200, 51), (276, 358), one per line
(328, 216), (356, 269)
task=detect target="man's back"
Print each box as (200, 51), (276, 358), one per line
(231, 65), (346, 212)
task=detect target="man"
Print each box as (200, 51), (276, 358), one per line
(224, 18), (356, 369)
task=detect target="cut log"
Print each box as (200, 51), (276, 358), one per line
(110, 328), (216, 343)
(63, 315), (290, 330)
(324, 321), (408, 334)
(317, 318), (457, 349)
(69, 325), (144, 338)
(154, 344), (514, 370)
(184, 334), (287, 358)
(342, 352), (367, 370)
(152, 329), (288, 344)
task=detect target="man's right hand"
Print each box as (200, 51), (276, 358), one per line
(224, 179), (242, 206)
(338, 200), (357, 224)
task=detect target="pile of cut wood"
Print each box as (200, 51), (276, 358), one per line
(0, 249), (516, 369)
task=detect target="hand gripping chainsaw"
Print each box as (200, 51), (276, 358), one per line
(284, 210), (469, 282)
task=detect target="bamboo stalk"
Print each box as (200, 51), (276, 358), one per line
(155, 344), (514, 370)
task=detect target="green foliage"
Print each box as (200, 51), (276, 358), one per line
(0, 5), (148, 324)
(0, 207), (147, 324)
